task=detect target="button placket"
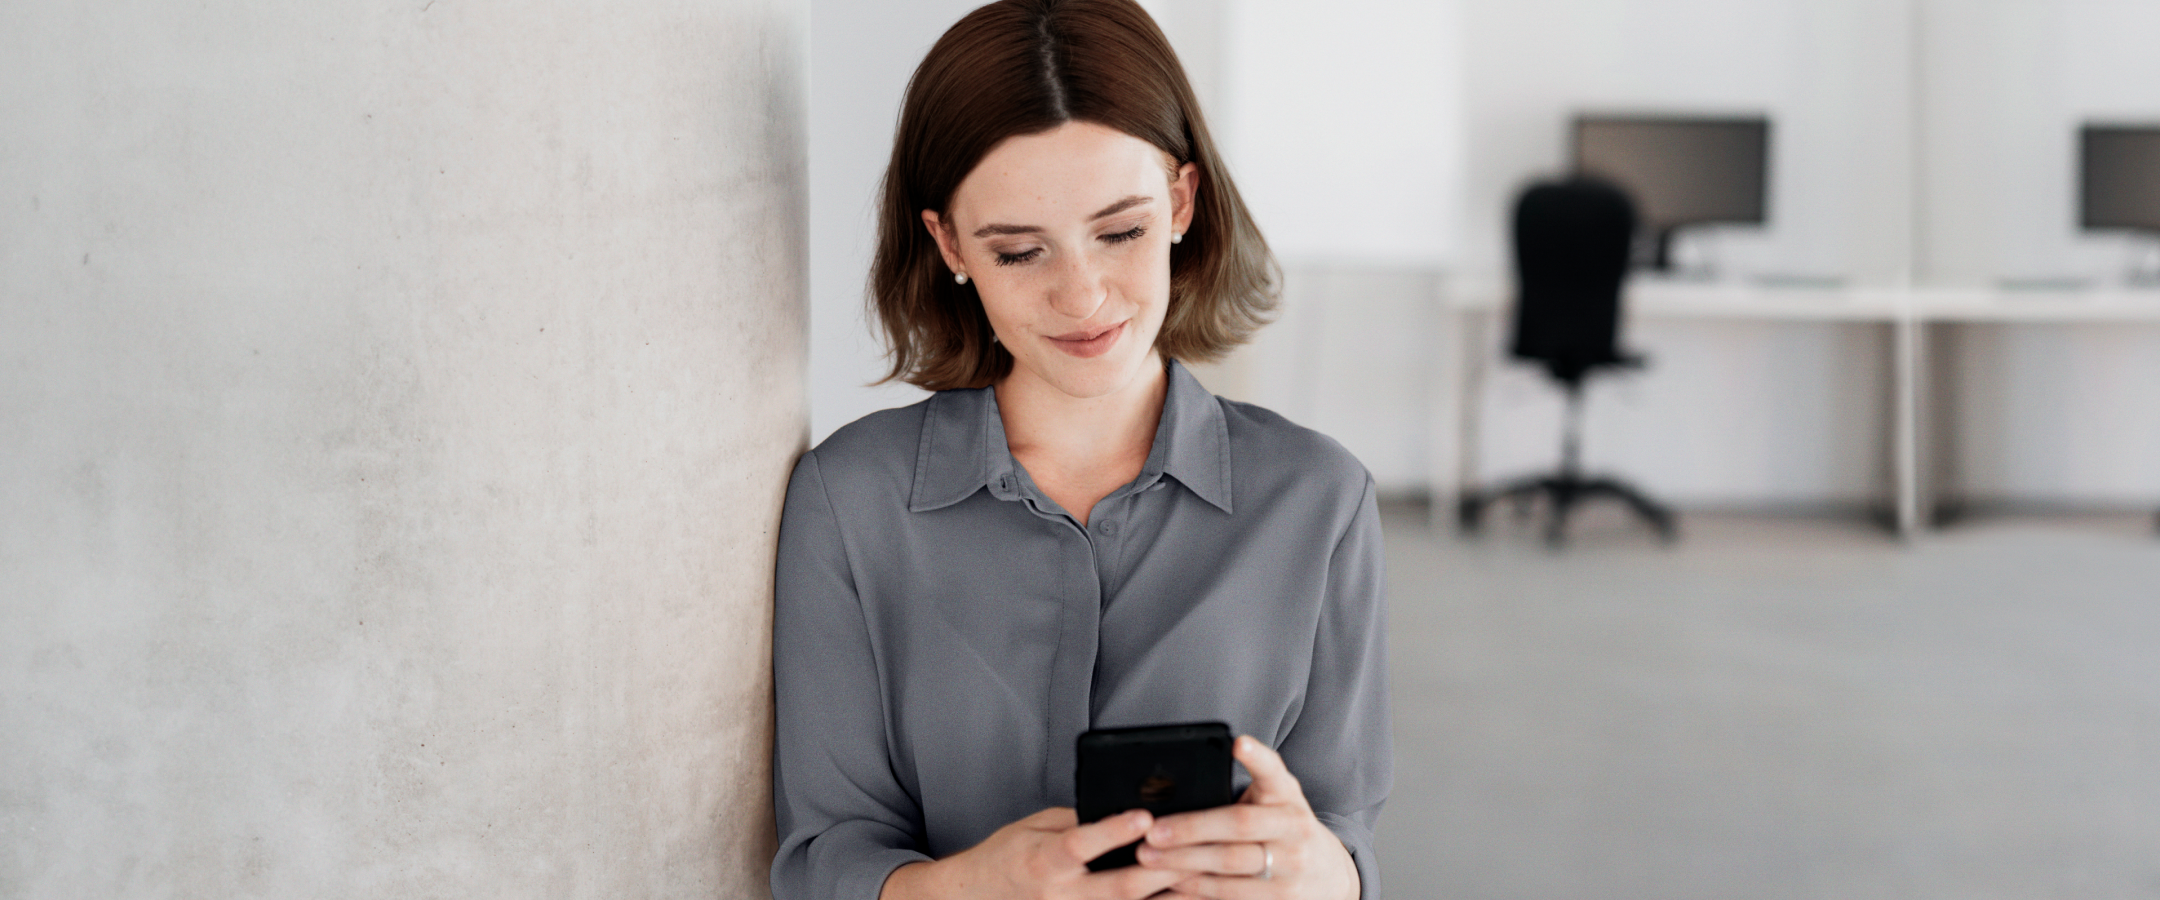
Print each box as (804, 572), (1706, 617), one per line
(1044, 521), (1103, 802)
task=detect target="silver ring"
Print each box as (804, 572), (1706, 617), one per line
(1257, 843), (1273, 880)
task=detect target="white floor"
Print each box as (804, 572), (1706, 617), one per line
(1373, 503), (2160, 900)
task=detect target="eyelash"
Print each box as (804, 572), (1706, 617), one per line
(992, 226), (1149, 267)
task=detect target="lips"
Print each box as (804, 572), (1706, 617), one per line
(1046, 321), (1126, 358)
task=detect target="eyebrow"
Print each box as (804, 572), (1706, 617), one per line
(969, 194), (1154, 239)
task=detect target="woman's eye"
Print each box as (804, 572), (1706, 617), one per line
(1101, 225), (1147, 244)
(994, 248), (1042, 266)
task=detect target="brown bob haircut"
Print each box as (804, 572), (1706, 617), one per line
(872, 0), (1279, 391)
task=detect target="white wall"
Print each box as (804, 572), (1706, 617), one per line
(1455, 0), (1910, 505)
(1217, 0), (1909, 503)
(1922, 0), (2160, 505)
(1918, 0), (2160, 286)
(1455, 0), (1916, 285)
(1, 2), (805, 896)
(806, 0), (974, 443)
(1219, 0), (1463, 267)
(1234, 0), (2160, 506)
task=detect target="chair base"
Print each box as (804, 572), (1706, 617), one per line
(1458, 473), (1679, 548)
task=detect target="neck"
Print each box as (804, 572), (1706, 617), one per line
(995, 354), (1169, 475)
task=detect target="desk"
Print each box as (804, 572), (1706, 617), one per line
(1436, 277), (2160, 537)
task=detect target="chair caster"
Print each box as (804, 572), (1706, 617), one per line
(1456, 494), (1485, 533)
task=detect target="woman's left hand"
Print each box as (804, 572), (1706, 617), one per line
(1133, 735), (1360, 900)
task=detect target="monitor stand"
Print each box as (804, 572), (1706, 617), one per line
(2126, 234), (2160, 288)
(1636, 225), (1714, 280)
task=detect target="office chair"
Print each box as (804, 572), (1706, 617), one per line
(1458, 177), (1679, 547)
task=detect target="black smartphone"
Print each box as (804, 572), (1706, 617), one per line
(1074, 721), (1235, 871)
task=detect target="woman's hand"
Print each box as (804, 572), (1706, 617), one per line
(881, 807), (1189, 900)
(1133, 736), (1361, 900)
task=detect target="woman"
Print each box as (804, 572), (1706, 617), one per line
(771, 1), (1390, 898)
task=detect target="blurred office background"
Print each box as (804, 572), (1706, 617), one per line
(813, 0), (2160, 510)
(812, 0), (2160, 896)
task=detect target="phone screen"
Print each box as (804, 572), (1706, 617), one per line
(1074, 721), (1235, 871)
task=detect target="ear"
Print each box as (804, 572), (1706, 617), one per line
(921, 209), (966, 280)
(1168, 161), (1201, 238)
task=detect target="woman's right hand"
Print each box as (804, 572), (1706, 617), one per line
(881, 807), (1188, 900)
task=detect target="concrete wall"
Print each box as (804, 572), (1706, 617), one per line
(0, 2), (806, 897)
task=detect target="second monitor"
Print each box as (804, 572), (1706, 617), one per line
(1573, 114), (1771, 272)
(2080, 124), (2160, 285)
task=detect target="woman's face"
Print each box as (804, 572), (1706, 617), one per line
(925, 121), (1198, 400)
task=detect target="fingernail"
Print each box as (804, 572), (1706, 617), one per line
(1148, 825), (1170, 843)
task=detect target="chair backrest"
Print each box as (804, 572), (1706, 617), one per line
(1509, 177), (1638, 382)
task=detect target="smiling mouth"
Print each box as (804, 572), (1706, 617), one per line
(1046, 321), (1126, 358)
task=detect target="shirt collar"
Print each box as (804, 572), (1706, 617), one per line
(908, 358), (1234, 515)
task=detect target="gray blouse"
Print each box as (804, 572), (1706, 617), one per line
(770, 360), (1391, 900)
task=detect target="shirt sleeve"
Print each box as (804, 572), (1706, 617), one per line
(770, 450), (930, 900)
(1276, 474), (1393, 899)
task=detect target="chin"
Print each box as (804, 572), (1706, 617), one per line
(1032, 347), (1155, 400)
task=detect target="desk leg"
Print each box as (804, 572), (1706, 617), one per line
(1893, 313), (1923, 539)
(1450, 309), (1491, 532)
(1428, 299), (1462, 532)
(1432, 305), (1483, 532)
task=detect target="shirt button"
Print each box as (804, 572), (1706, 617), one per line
(1096, 520), (1119, 537)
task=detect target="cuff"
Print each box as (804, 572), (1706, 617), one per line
(840, 847), (933, 900)
(1316, 811), (1379, 900)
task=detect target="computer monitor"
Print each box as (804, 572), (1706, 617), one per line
(2080, 125), (2160, 233)
(1572, 115), (1771, 271)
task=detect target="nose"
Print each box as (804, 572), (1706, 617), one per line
(1045, 246), (1110, 321)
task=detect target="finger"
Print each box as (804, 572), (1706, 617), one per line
(1232, 735), (1309, 809)
(1083, 860), (1187, 900)
(1021, 807), (1080, 831)
(1061, 808), (1155, 865)
(1134, 840), (1267, 877)
(1145, 802), (1301, 848)
(1174, 873), (1270, 900)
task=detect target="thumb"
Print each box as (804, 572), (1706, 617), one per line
(1234, 735), (1310, 810)
(1062, 808), (1155, 865)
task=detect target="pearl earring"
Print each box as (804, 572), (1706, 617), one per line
(1171, 232), (1183, 244)
(954, 272), (968, 285)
